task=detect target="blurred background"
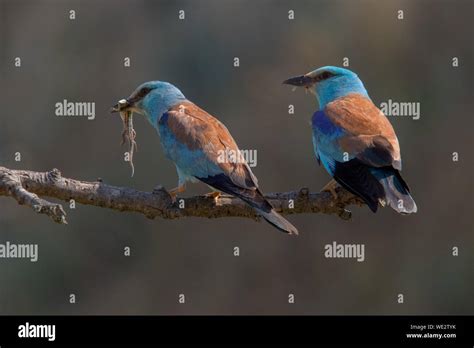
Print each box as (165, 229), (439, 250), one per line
(0, 0), (473, 315)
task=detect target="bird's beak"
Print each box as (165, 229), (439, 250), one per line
(282, 74), (315, 88)
(110, 99), (130, 113)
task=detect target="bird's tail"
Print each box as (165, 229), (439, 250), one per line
(240, 189), (298, 235)
(198, 174), (298, 235)
(371, 167), (417, 214)
(232, 190), (299, 235)
(255, 207), (299, 235)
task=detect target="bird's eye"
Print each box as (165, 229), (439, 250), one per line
(136, 87), (152, 99)
(128, 86), (153, 104)
(141, 87), (152, 95)
(316, 72), (334, 82)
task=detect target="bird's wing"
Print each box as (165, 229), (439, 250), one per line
(163, 101), (258, 190)
(324, 93), (402, 170)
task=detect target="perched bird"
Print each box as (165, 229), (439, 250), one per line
(283, 66), (417, 214)
(111, 81), (298, 235)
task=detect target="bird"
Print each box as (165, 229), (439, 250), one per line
(283, 66), (417, 214)
(111, 81), (298, 235)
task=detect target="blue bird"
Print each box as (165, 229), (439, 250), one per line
(284, 66), (417, 214)
(111, 81), (298, 235)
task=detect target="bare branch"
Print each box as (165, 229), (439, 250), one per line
(0, 166), (364, 224)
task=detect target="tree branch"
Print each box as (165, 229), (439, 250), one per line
(0, 166), (364, 225)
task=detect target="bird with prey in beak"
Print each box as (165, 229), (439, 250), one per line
(111, 81), (299, 235)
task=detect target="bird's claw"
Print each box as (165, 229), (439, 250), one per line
(168, 185), (186, 204)
(169, 192), (178, 204)
(205, 191), (222, 205)
(205, 191), (221, 199)
(321, 179), (339, 200)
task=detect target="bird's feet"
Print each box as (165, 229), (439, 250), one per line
(168, 184), (186, 203)
(205, 191), (221, 205)
(320, 179), (339, 200)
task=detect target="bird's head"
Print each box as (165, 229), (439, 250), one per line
(283, 66), (368, 108)
(111, 81), (186, 124)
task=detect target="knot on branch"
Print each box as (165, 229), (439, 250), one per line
(297, 187), (310, 200)
(152, 185), (172, 203)
(294, 187), (311, 209)
(152, 185), (166, 194)
(48, 168), (62, 181)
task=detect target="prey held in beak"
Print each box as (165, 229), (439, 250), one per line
(110, 99), (129, 113)
(110, 98), (138, 177)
